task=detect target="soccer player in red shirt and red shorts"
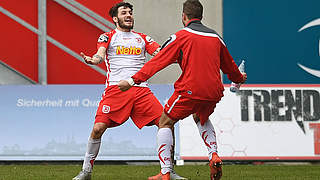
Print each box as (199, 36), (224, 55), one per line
(118, 0), (247, 180)
(73, 2), (185, 180)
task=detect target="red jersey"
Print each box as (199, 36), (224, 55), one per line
(132, 19), (243, 101)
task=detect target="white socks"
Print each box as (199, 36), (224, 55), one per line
(82, 138), (101, 172)
(196, 120), (217, 160)
(157, 128), (173, 174)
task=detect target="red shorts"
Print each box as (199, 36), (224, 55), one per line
(95, 86), (162, 129)
(164, 91), (220, 125)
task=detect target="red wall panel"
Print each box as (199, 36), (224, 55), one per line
(0, 13), (38, 82)
(0, 0), (122, 84)
(47, 42), (105, 84)
(46, 0), (107, 84)
(75, 0), (122, 23)
(0, 0), (38, 28)
(47, 0), (104, 56)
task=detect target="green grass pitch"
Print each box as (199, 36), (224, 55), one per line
(1, 164), (320, 180)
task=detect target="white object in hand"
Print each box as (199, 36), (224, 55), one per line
(230, 60), (245, 93)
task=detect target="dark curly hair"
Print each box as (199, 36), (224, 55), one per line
(109, 2), (133, 18)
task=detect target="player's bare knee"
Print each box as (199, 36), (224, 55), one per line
(159, 113), (176, 128)
(91, 123), (107, 138)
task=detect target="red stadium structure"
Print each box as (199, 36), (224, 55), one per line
(0, 0), (122, 84)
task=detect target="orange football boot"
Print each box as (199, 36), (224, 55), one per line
(148, 172), (170, 180)
(209, 152), (222, 180)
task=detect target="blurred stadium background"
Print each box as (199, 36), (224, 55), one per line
(1, 0), (320, 175)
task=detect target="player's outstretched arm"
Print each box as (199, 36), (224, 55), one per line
(151, 47), (160, 56)
(80, 47), (106, 65)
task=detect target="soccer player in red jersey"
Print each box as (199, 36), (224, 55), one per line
(118, 0), (247, 179)
(73, 2), (185, 180)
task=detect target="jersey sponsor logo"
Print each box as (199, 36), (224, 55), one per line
(98, 34), (109, 43)
(116, 46), (142, 55)
(102, 105), (110, 114)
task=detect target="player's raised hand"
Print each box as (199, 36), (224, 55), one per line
(80, 52), (94, 65)
(118, 80), (132, 92)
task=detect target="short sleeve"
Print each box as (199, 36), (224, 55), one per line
(97, 33), (110, 50)
(137, 33), (160, 55)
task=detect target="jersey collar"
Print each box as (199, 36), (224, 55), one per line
(115, 28), (132, 33)
(185, 19), (202, 27)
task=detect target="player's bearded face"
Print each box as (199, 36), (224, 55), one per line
(117, 7), (134, 30)
(118, 16), (134, 29)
